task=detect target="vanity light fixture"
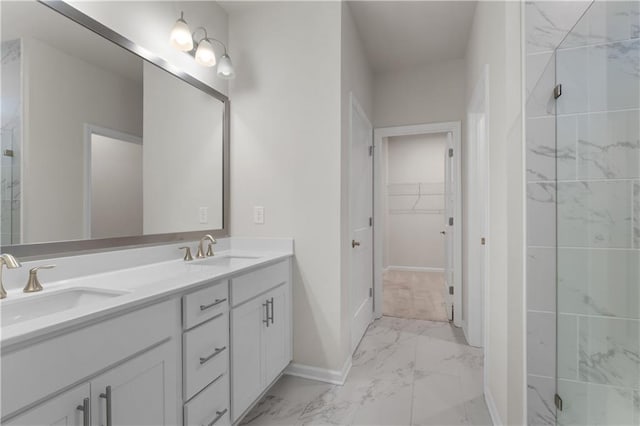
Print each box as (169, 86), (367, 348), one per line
(170, 12), (235, 79)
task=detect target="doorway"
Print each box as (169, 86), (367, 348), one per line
(374, 122), (462, 327)
(83, 124), (143, 239)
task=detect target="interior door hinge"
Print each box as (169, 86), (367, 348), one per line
(369, 217), (373, 227)
(554, 394), (563, 411)
(369, 288), (373, 298)
(368, 146), (373, 156)
(448, 148), (453, 157)
(450, 305), (454, 322)
(449, 217), (453, 226)
(554, 84), (562, 99)
(449, 286), (454, 295)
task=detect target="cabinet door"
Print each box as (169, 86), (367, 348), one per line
(4, 384), (90, 426)
(92, 341), (177, 426)
(230, 297), (265, 422)
(263, 285), (290, 386)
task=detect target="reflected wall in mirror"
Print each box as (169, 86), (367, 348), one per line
(0, 0), (227, 250)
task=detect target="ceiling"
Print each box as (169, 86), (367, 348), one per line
(348, 1), (477, 73)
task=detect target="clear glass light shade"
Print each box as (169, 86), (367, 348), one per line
(170, 18), (193, 51)
(217, 54), (235, 79)
(195, 39), (217, 67)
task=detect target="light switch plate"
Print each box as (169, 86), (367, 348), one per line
(253, 206), (265, 224)
(199, 207), (208, 224)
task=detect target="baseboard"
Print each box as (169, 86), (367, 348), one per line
(484, 386), (502, 426)
(284, 357), (352, 386)
(387, 265), (444, 273)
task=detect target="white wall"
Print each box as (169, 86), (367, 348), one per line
(373, 58), (466, 128)
(66, 0), (229, 97)
(91, 134), (142, 239)
(227, 2), (346, 372)
(385, 133), (446, 269)
(340, 2), (374, 366)
(464, 2), (524, 424)
(143, 62), (224, 234)
(22, 36), (142, 243)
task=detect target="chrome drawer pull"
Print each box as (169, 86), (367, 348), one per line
(199, 346), (227, 365)
(76, 397), (90, 426)
(204, 408), (228, 426)
(200, 298), (226, 311)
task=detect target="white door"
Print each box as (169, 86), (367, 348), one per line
(349, 94), (373, 353)
(92, 342), (175, 426)
(4, 384), (90, 426)
(443, 132), (455, 322)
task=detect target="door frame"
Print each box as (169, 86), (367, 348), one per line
(348, 93), (374, 353)
(83, 124), (142, 239)
(373, 121), (462, 327)
(466, 65), (490, 349)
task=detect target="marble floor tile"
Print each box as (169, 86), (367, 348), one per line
(241, 316), (491, 426)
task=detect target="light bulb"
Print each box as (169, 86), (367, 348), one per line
(217, 54), (235, 79)
(170, 15), (193, 52)
(195, 39), (217, 67)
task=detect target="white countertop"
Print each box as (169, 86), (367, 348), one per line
(1, 241), (293, 350)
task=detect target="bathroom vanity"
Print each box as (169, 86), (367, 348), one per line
(0, 239), (293, 426)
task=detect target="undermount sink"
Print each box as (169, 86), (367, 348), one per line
(1, 288), (129, 327)
(192, 255), (260, 267)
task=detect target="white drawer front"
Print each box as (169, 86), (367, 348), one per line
(231, 261), (289, 307)
(184, 373), (229, 426)
(183, 280), (228, 330)
(183, 313), (229, 401)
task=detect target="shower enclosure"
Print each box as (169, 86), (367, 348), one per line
(555, 1), (639, 424)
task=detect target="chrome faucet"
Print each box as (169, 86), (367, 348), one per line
(0, 253), (22, 299)
(196, 234), (217, 258)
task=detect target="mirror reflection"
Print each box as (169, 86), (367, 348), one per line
(1, 1), (225, 247)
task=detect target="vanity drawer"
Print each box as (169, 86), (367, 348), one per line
(184, 373), (230, 426)
(183, 313), (229, 401)
(231, 260), (289, 306)
(183, 280), (228, 329)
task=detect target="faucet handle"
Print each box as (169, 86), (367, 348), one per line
(206, 242), (215, 257)
(179, 246), (194, 262)
(24, 264), (56, 293)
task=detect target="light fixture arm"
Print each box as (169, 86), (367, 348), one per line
(191, 27), (228, 54)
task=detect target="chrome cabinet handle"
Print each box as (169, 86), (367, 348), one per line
(262, 302), (269, 327)
(200, 298), (226, 311)
(199, 346), (227, 365)
(203, 408), (228, 426)
(267, 297), (274, 324)
(100, 385), (112, 426)
(76, 397), (90, 426)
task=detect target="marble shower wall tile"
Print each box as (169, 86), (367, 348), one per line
(562, 1), (640, 48)
(527, 247), (556, 312)
(577, 110), (640, 180)
(527, 52), (554, 98)
(557, 314), (579, 380)
(525, 1), (593, 54)
(557, 379), (636, 426)
(527, 115), (579, 182)
(588, 39), (640, 112)
(527, 311), (556, 377)
(526, 51), (556, 119)
(578, 316), (640, 388)
(558, 248), (640, 319)
(557, 180), (633, 248)
(556, 46), (589, 115)
(527, 375), (556, 426)
(527, 182), (556, 247)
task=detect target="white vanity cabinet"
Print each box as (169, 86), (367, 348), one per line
(1, 299), (180, 425)
(230, 260), (292, 422)
(181, 280), (231, 426)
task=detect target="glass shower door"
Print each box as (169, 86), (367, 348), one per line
(555, 1), (640, 425)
